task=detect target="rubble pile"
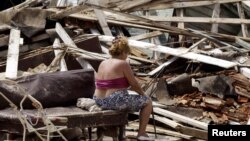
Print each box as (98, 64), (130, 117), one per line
(0, 0), (250, 140)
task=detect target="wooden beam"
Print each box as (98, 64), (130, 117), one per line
(153, 107), (208, 130)
(81, 2), (196, 38)
(142, 104), (208, 140)
(99, 35), (237, 69)
(128, 0), (244, 11)
(0, 35), (9, 47)
(99, 0), (124, 8)
(49, 4), (88, 20)
(211, 4), (221, 33)
(31, 33), (50, 42)
(237, 2), (249, 37)
(4, 0), (38, 11)
(55, 22), (96, 70)
(118, 0), (151, 11)
(182, 38), (207, 54)
(47, 9), (173, 33)
(177, 125), (208, 140)
(243, 1), (250, 8)
(129, 31), (163, 41)
(141, 16), (250, 24)
(235, 37), (250, 50)
(76, 57), (94, 70)
(153, 114), (181, 130)
(0, 0), (43, 25)
(128, 55), (154, 64)
(53, 38), (68, 71)
(55, 23), (77, 48)
(188, 28), (243, 52)
(128, 122), (194, 140)
(92, 0), (112, 36)
(239, 68), (250, 79)
(5, 29), (23, 79)
(148, 57), (178, 76)
(47, 8), (250, 42)
(176, 8), (184, 42)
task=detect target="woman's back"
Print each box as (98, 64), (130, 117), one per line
(96, 58), (125, 80)
(94, 58), (128, 98)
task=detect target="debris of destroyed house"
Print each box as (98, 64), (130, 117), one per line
(0, 0), (250, 140)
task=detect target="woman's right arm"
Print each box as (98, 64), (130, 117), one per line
(122, 61), (145, 96)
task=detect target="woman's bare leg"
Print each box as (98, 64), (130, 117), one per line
(137, 99), (152, 137)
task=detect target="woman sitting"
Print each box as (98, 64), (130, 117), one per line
(93, 36), (153, 140)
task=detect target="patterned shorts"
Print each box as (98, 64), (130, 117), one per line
(93, 89), (151, 112)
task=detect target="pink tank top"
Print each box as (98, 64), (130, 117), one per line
(95, 77), (129, 89)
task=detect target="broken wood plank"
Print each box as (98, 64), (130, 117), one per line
(151, 115), (181, 130)
(177, 125), (208, 140)
(99, 35), (237, 69)
(222, 107), (248, 122)
(99, 0), (124, 8)
(237, 2), (249, 37)
(182, 38), (207, 54)
(49, 4), (88, 20)
(53, 38), (68, 71)
(5, 29), (23, 79)
(47, 8), (250, 42)
(243, 1), (250, 10)
(55, 23), (77, 48)
(135, 106), (208, 140)
(55, 22), (95, 70)
(126, 130), (182, 141)
(153, 107), (208, 130)
(129, 31), (163, 41)
(118, 0), (151, 11)
(0, 35), (9, 47)
(211, 4), (221, 33)
(128, 55), (154, 64)
(127, 122), (194, 140)
(148, 57), (178, 76)
(76, 57), (94, 70)
(142, 16), (250, 24)
(7, 0), (38, 10)
(203, 97), (225, 107)
(188, 28), (244, 52)
(176, 8), (184, 42)
(235, 37), (250, 50)
(0, 0), (42, 26)
(31, 33), (50, 42)
(92, 0), (112, 36)
(237, 95), (248, 103)
(239, 68), (250, 80)
(47, 8), (172, 33)
(234, 85), (250, 98)
(128, 0), (244, 11)
(0, 25), (11, 32)
(81, 2), (196, 37)
(208, 112), (219, 124)
(129, 48), (148, 58)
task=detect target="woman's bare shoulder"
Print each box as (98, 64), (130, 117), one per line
(99, 59), (129, 70)
(116, 60), (130, 67)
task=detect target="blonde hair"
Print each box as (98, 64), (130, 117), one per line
(109, 36), (130, 57)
